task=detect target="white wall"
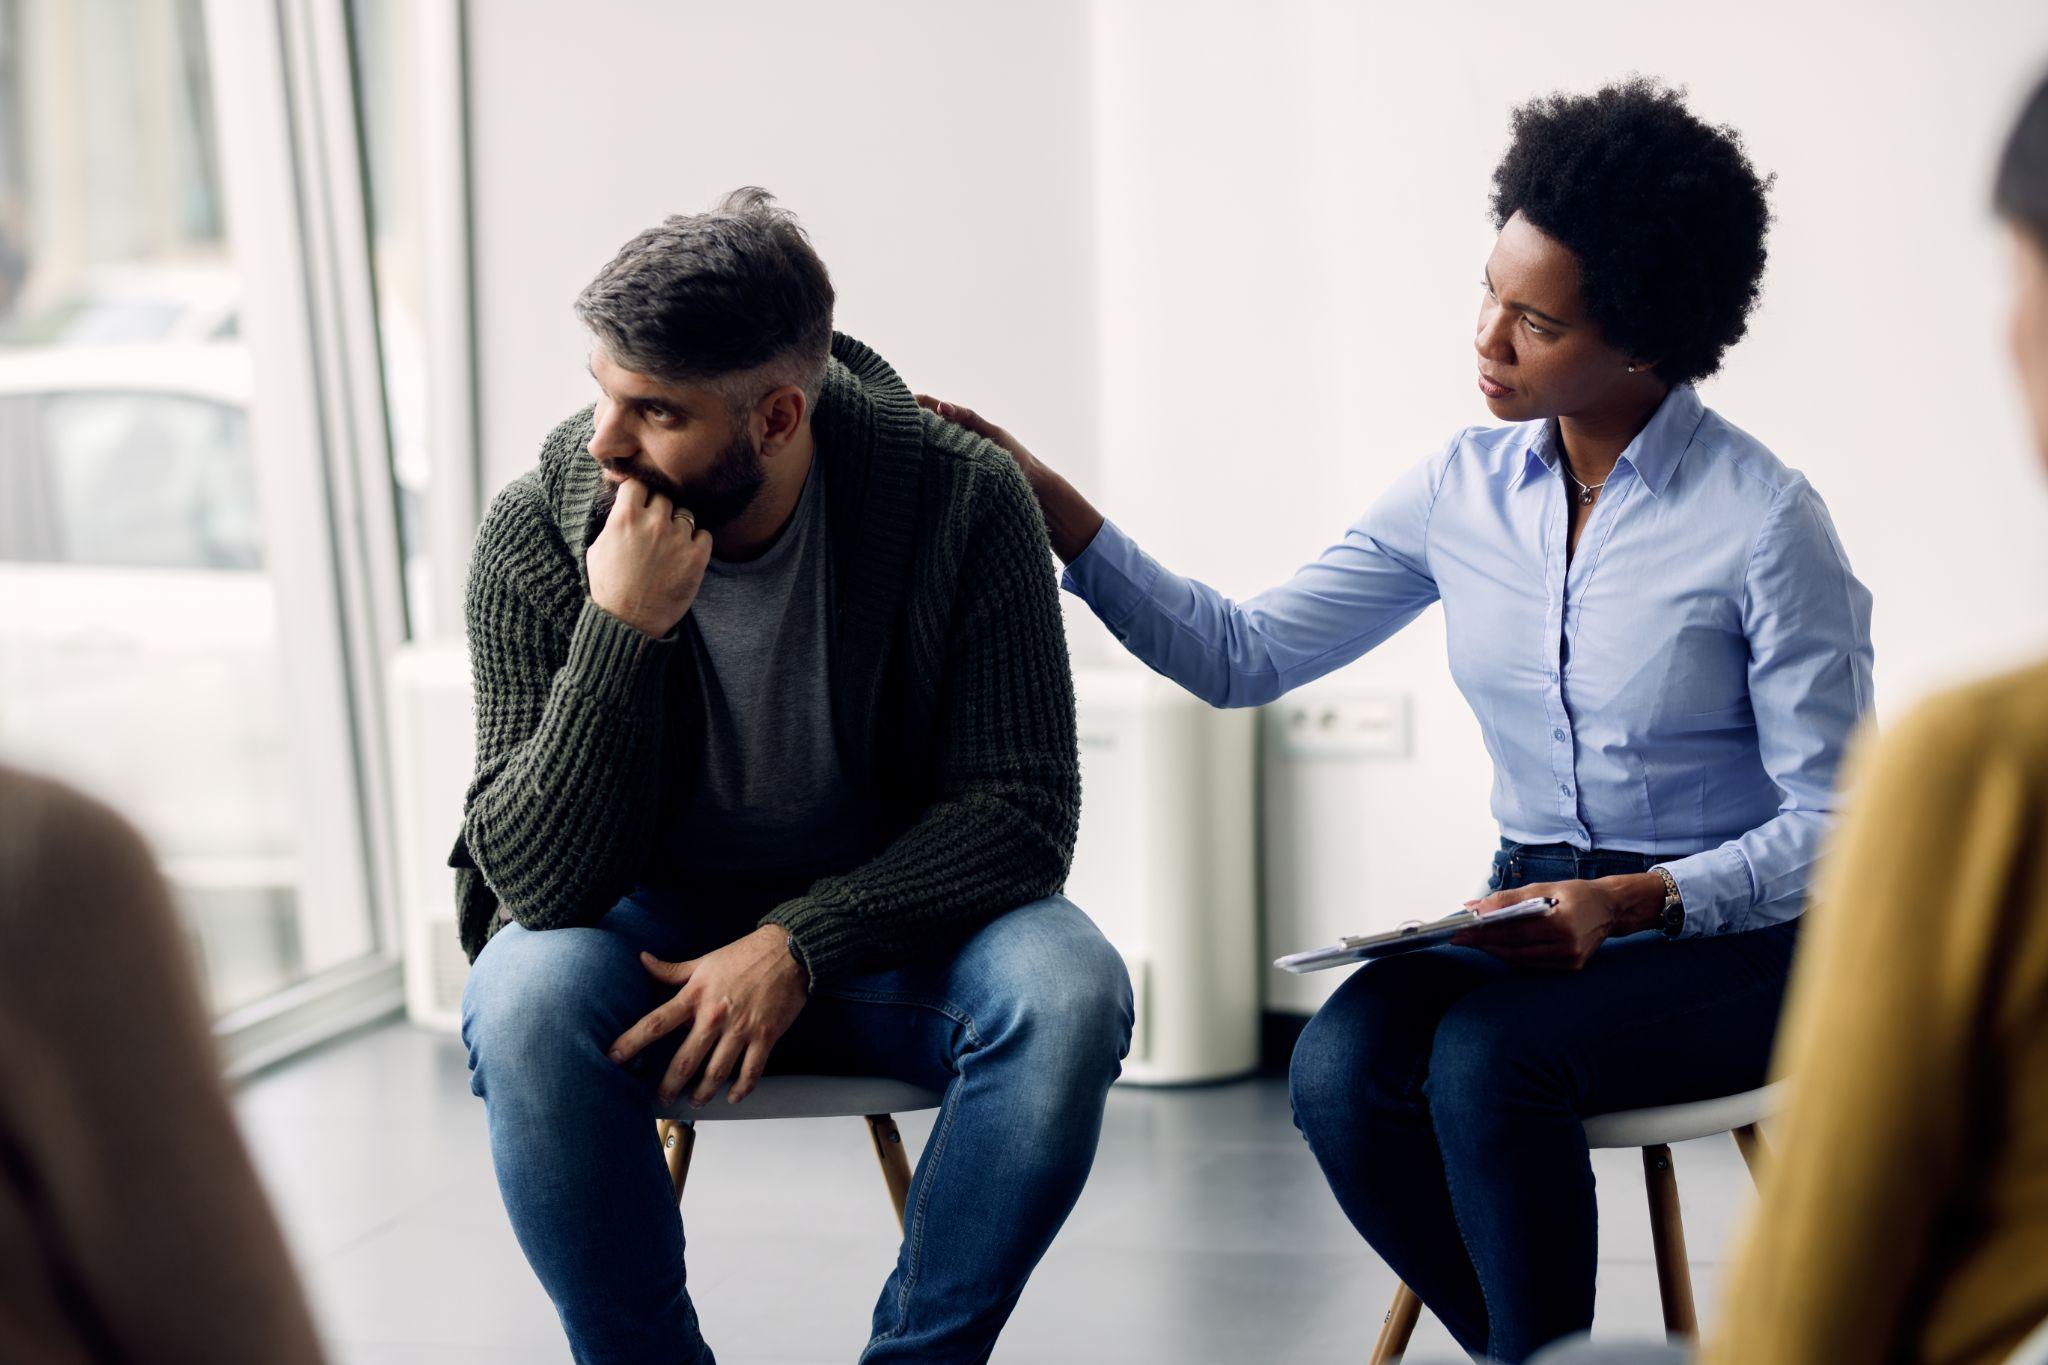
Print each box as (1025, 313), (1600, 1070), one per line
(466, 0), (1103, 515)
(463, 2), (2048, 1011)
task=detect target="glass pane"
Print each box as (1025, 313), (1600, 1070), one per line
(0, 0), (368, 1014)
(349, 0), (435, 637)
(43, 391), (261, 569)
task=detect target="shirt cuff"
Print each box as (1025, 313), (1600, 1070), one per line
(1059, 518), (1159, 638)
(1655, 845), (1755, 938)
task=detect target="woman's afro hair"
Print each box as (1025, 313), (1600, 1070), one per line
(1490, 77), (1773, 388)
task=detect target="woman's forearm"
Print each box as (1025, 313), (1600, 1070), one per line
(1024, 458), (1105, 565)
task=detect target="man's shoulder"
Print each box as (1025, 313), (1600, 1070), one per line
(468, 462), (582, 625)
(916, 408), (1041, 528)
(478, 403), (601, 550)
(476, 467), (557, 550)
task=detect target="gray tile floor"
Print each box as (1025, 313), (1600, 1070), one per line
(233, 1019), (1755, 1364)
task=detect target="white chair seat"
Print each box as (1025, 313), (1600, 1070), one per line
(656, 1074), (943, 1123)
(1581, 1081), (1784, 1150)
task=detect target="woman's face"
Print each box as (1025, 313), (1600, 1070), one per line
(2010, 226), (2048, 474)
(1475, 211), (1653, 422)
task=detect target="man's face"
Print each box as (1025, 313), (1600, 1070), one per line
(585, 349), (766, 531)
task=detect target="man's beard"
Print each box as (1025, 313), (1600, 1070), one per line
(590, 426), (767, 537)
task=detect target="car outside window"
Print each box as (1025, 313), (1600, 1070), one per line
(37, 390), (261, 571)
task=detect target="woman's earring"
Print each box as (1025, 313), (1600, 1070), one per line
(1626, 364), (1637, 372)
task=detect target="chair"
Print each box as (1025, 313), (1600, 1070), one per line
(653, 1075), (945, 1229)
(1368, 1082), (1785, 1364)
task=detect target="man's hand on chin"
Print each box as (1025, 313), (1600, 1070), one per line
(606, 924), (809, 1108)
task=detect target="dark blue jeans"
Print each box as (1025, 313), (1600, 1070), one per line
(462, 889), (1133, 1364)
(1288, 841), (1800, 1363)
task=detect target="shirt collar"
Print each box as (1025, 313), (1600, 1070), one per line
(1512, 384), (1706, 498)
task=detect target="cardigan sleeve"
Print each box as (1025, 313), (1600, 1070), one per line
(455, 482), (680, 959)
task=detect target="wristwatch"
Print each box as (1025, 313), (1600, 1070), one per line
(1651, 866), (1684, 938)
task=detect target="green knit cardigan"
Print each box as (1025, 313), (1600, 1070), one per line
(450, 333), (1081, 985)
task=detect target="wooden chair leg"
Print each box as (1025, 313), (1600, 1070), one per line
(1368, 1282), (1423, 1365)
(1641, 1144), (1698, 1337)
(865, 1113), (913, 1231)
(1731, 1122), (1770, 1188)
(657, 1118), (695, 1205)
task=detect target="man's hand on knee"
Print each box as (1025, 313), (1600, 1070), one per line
(606, 925), (809, 1108)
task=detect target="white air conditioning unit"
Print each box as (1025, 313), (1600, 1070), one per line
(387, 639), (475, 1033)
(1068, 665), (1259, 1085)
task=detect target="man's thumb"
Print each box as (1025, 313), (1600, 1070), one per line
(640, 951), (694, 984)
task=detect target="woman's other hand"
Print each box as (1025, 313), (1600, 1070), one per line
(916, 394), (1105, 563)
(1452, 874), (1665, 971)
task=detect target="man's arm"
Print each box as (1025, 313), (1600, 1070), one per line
(762, 457), (1081, 985)
(456, 480), (680, 957)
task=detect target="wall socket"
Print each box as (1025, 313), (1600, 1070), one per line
(1272, 692), (1410, 759)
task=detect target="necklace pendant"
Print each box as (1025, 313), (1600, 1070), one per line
(1579, 489), (1595, 506)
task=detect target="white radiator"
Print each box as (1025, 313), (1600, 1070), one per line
(1068, 666), (1259, 1084)
(387, 640), (474, 1032)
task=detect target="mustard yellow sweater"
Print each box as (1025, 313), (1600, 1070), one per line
(1708, 660), (2048, 1365)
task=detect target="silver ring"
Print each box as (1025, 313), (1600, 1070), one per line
(670, 509), (695, 531)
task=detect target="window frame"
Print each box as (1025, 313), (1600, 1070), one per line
(201, 0), (441, 1072)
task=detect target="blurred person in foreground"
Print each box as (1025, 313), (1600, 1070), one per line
(1694, 64), (2048, 1365)
(923, 79), (1872, 1362)
(0, 764), (326, 1364)
(454, 189), (1130, 1364)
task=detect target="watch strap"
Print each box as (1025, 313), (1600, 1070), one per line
(1651, 866), (1684, 938)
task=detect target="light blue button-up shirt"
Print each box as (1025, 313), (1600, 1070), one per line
(1061, 385), (1874, 936)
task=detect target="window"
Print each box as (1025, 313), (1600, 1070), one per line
(37, 391), (261, 570)
(0, 0), (401, 1042)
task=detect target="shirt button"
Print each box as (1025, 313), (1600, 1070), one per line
(1549, 671), (1560, 683)
(1553, 729), (1566, 741)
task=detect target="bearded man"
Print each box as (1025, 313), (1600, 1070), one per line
(454, 189), (1130, 1365)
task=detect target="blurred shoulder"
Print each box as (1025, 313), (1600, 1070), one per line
(0, 766), (159, 923)
(1861, 660), (2048, 799)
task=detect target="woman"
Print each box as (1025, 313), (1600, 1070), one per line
(923, 78), (1873, 1362)
(1699, 68), (2048, 1365)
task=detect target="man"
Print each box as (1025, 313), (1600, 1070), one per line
(454, 188), (1131, 1365)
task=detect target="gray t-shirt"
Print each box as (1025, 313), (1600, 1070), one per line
(674, 459), (870, 879)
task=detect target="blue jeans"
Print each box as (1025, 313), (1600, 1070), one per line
(462, 890), (1133, 1365)
(1288, 841), (1800, 1363)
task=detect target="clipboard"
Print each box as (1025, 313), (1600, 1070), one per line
(1273, 896), (1559, 973)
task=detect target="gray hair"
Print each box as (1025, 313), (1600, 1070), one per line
(574, 187), (835, 415)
